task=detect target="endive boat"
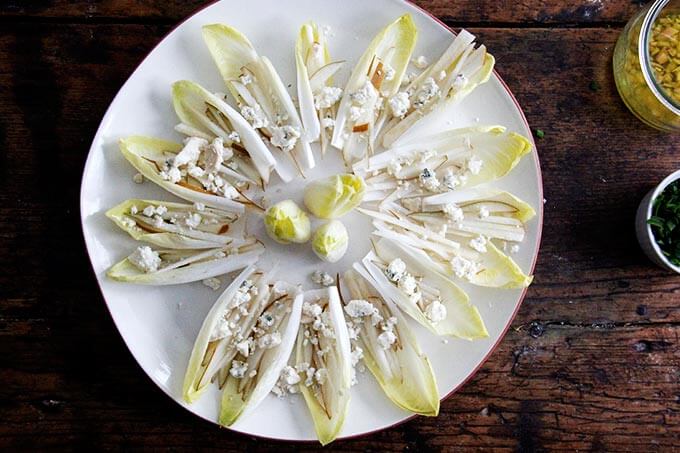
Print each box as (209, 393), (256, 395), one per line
(120, 136), (264, 212)
(107, 240), (263, 285)
(331, 14), (417, 163)
(183, 266), (302, 407)
(356, 126), (532, 201)
(340, 268), (439, 416)
(295, 287), (352, 445)
(380, 29), (495, 147)
(295, 21), (344, 155)
(219, 281), (303, 426)
(203, 23), (315, 180)
(359, 236), (487, 339)
(172, 80), (277, 185)
(361, 208), (532, 288)
(106, 199), (246, 249)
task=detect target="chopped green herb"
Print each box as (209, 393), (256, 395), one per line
(647, 179), (680, 266)
(534, 129), (545, 139)
(589, 81), (601, 92)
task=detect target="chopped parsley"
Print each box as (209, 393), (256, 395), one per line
(647, 179), (680, 266)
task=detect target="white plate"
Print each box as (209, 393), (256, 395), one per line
(80, 0), (543, 442)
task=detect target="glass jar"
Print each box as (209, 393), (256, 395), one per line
(613, 0), (680, 132)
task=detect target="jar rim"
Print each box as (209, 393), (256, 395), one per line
(639, 0), (680, 116)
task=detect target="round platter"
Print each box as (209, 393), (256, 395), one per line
(80, 0), (543, 442)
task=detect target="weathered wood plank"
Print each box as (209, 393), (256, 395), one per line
(1, 22), (679, 451)
(0, 0), (649, 25)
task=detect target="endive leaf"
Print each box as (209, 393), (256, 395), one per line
(183, 266), (271, 403)
(219, 283), (304, 425)
(172, 80), (276, 184)
(106, 199), (243, 249)
(296, 22), (323, 142)
(362, 207), (533, 289)
(356, 126), (532, 190)
(202, 24), (259, 84)
(296, 287), (351, 445)
(422, 187), (536, 223)
(341, 268), (439, 416)
(381, 29), (495, 147)
(203, 24), (315, 176)
(361, 236), (487, 340)
(107, 242), (263, 285)
(331, 14), (417, 162)
(119, 136), (261, 212)
(403, 187), (536, 242)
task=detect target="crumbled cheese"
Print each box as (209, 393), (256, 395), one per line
(241, 104), (268, 129)
(413, 55), (429, 69)
(349, 345), (364, 386)
(385, 258), (406, 281)
(258, 312), (275, 328)
(314, 368), (327, 384)
(397, 274), (418, 296)
(419, 167), (440, 192)
(321, 117), (335, 129)
(438, 70), (447, 81)
(227, 131), (240, 143)
(311, 270), (334, 287)
(388, 92), (410, 117)
(442, 169), (467, 190)
(387, 158), (403, 176)
(478, 206), (490, 219)
(344, 299), (378, 318)
(229, 360), (248, 379)
(510, 244), (520, 254)
(413, 77), (440, 107)
(239, 74), (253, 85)
(210, 317), (231, 341)
(349, 106), (364, 121)
(202, 277), (221, 291)
(185, 212), (202, 229)
(314, 86), (343, 109)
(349, 81), (377, 105)
(443, 203), (464, 223)
(142, 205), (156, 217)
(272, 364), (301, 396)
(270, 125), (301, 152)
(377, 331), (397, 349)
(132, 172), (144, 184)
(452, 74), (468, 90)
(424, 300), (447, 323)
(469, 235), (488, 253)
(129, 205), (138, 215)
(193, 202), (205, 211)
(128, 246), (161, 273)
(258, 332), (282, 349)
(303, 302), (323, 318)
(451, 256), (481, 280)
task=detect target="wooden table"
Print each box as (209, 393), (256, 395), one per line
(2, 1), (679, 450)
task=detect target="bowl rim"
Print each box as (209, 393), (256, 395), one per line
(644, 169), (680, 273)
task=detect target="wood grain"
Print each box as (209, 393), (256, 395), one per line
(0, 0), (651, 25)
(2, 9), (680, 453)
